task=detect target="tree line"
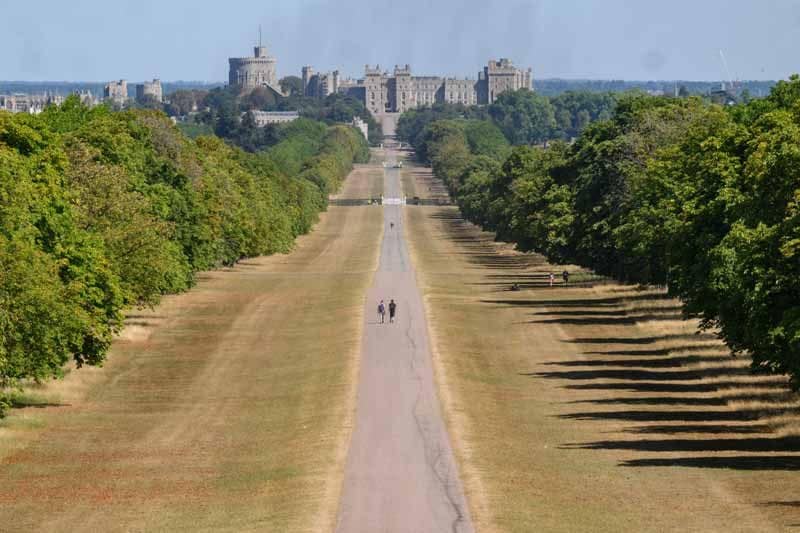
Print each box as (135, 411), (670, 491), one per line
(163, 84), (383, 148)
(400, 78), (800, 388)
(0, 97), (368, 414)
(398, 90), (617, 148)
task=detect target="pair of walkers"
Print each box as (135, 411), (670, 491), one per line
(547, 271), (570, 286)
(377, 299), (397, 324)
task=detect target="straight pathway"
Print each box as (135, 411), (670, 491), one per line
(336, 147), (473, 533)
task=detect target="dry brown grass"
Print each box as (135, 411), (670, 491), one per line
(332, 159), (384, 200)
(403, 162), (800, 533)
(0, 168), (383, 531)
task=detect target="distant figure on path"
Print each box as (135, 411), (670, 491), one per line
(549, 273), (555, 287)
(378, 300), (386, 324)
(562, 270), (570, 285)
(389, 300), (397, 323)
(390, 222), (394, 230)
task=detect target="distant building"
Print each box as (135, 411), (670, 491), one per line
(229, 44), (283, 96)
(74, 90), (99, 107)
(482, 58), (532, 104)
(249, 110), (299, 127)
(302, 58), (532, 115)
(136, 79), (163, 103)
(710, 83), (739, 106)
(351, 116), (369, 139)
(104, 80), (128, 105)
(302, 66), (341, 98)
(226, 34), (530, 116)
(0, 92), (64, 114)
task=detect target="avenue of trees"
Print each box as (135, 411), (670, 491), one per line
(0, 97), (368, 413)
(400, 78), (800, 388)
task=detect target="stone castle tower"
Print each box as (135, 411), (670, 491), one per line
(228, 31), (279, 92)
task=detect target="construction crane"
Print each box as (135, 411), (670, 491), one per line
(719, 50), (733, 91)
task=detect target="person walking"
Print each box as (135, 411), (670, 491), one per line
(378, 300), (386, 324)
(389, 299), (397, 323)
(549, 272), (555, 287)
(562, 270), (570, 285)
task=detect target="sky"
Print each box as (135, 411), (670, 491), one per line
(1, 0), (798, 82)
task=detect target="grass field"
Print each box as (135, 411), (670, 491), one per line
(332, 150), (385, 200)
(0, 164), (383, 531)
(402, 162), (800, 533)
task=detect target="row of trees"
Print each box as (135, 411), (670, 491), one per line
(397, 90), (618, 149)
(402, 77), (800, 388)
(0, 97), (368, 413)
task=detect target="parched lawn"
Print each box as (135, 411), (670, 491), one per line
(0, 168), (383, 532)
(403, 163), (800, 533)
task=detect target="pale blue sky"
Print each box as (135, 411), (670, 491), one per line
(1, 0), (798, 81)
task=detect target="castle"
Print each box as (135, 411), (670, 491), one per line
(228, 44), (282, 95)
(136, 79), (163, 103)
(299, 60), (532, 114)
(104, 80), (128, 105)
(355, 59), (532, 114)
(229, 42), (533, 116)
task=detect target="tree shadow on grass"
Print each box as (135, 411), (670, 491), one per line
(428, 210), (547, 271)
(566, 396), (729, 407)
(569, 389), (793, 407)
(624, 424), (771, 435)
(620, 456), (800, 470)
(562, 380), (772, 394)
(543, 354), (715, 368)
(6, 395), (69, 409)
(482, 298), (622, 308)
(528, 365), (746, 382)
(563, 435), (800, 452)
(527, 334), (798, 469)
(566, 333), (719, 345)
(583, 346), (720, 357)
(530, 313), (686, 326)
(557, 408), (794, 423)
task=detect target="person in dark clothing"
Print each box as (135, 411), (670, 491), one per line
(562, 270), (570, 285)
(378, 300), (386, 324)
(389, 300), (397, 323)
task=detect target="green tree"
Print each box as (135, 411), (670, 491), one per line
(488, 89), (557, 145)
